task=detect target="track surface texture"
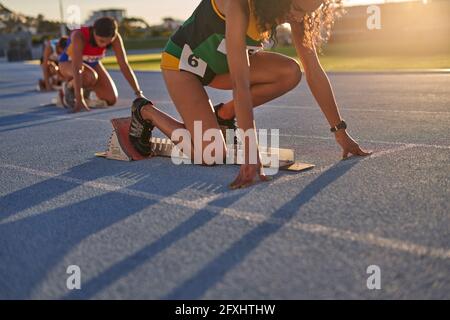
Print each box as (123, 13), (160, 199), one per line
(0, 62), (449, 299)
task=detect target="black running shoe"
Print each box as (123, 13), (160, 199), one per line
(129, 97), (155, 157)
(214, 103), (237, 144)
(83, 88), (92, 100)
(62, 82), (75, 110)
(38, 79), (45, 91)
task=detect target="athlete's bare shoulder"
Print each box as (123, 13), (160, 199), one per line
(216, 0), (249, 16)
(71, 29), (84, 42)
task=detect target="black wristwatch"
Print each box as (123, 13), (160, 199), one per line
(330, 120), (347, 133)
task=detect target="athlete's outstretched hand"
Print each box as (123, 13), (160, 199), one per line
(230, 163), (271, 190)
(335, 130), (373, 160)
(72, 98), (91, 113)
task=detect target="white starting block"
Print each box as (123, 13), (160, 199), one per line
(51, 89), (65, 108)
(85, 98), (108, 108)
(95, 118), (315, 172)
(50, 90), (108, 109)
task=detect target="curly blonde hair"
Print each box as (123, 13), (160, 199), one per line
(251, 0), (345, 50)
(302, 0), (345, 50)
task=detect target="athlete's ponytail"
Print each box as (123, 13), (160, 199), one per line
(57, 36), (68, 51)
(250, 0), (293, 43)
(251, 0), (345, 50)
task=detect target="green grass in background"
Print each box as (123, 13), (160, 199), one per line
(28, 40), (449, 72)
(102, 48), (450, 72)
(271, 46), (450, 71)
(123, 37), (169, 51)
(102, 53), (162, 71)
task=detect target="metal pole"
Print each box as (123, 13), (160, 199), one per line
(59, 0), (67, 36)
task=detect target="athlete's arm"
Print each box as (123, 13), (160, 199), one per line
(224, 0), (268, 188)
(291, 22), (372, 159)
(291, 22), (343, 129)
(224, 0), (253, 133)
(41, 43), (52, 90)
(71, 30), (88, 110)
(111, 34), (143, 98)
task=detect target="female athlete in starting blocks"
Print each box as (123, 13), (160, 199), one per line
(129, 0), (372, 189)
(38, 37), (68, 91)
(59, 17), (145, 112)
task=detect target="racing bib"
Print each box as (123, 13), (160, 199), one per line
(82, 53), (105, 64)
(179, 44), (207, 78)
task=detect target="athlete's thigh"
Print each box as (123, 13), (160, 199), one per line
(58, 61), (73, 80)
(59, 61), (98, 83)
(208, 51), (299, 90)
(48, 61), (58, 74)
(162, 70), (225, 148)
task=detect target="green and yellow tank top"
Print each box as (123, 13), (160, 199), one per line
(161, 0), (264, 85)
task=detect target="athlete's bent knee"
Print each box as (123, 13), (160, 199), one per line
(284, 59), (302, 89)
(105, 95), (117, 106)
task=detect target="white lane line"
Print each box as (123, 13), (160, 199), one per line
(0, 178), (222, 226)
(222, 209), (450, 260)
(263, 105), (450, 116)
(3, 103), (449, 118)
(1, 162), (449, 260)
(0, 110), (29, 115)
(72, 117), (110, 123)
(0, 164), (219, 222)
(2, 109), (448, 150)
(153, 101), (450, 116)
(364, 144), (418, 159)
(0, 112), (111, 125)
(280, 134), (450, 150)
(271, 144), (417, 186)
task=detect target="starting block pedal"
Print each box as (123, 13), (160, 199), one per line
(51, 89), (65, 108)
(51, 90), (108, 109)
(95, 117), (315, 172)
(86, 98), (108, 109)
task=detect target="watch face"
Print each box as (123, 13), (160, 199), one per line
(331, 121), (346, 132)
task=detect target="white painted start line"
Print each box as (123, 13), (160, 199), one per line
(1, 141), (449, 262)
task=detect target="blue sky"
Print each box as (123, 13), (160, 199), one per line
(2, 0), (412, 25)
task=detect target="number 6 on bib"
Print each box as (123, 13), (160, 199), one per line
(179, 44), (207, 78)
